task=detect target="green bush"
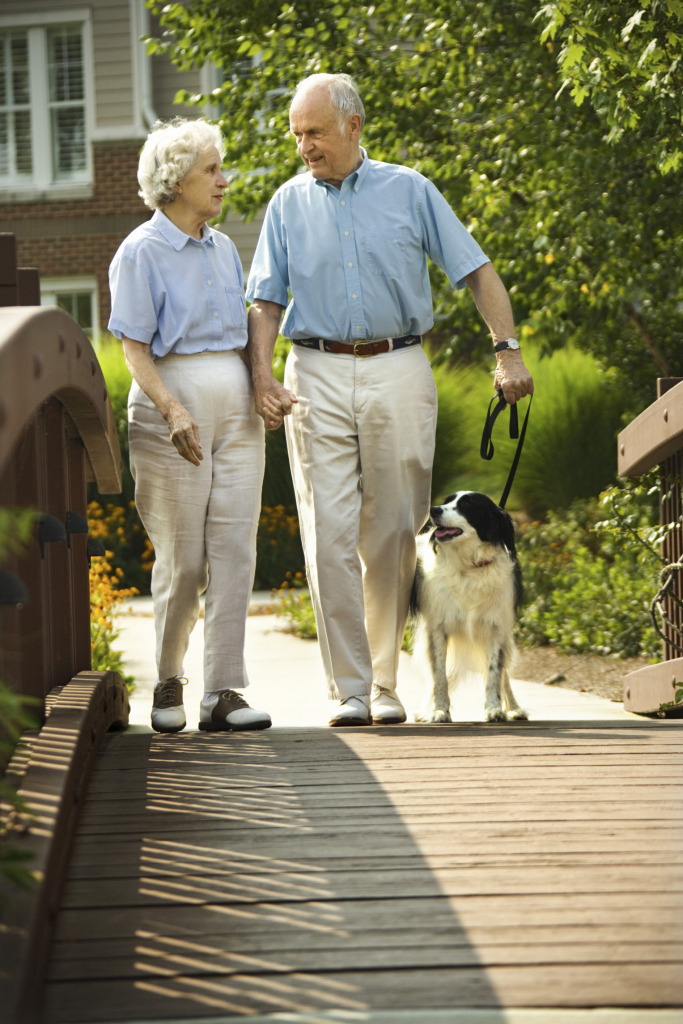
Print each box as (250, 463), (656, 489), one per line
(94, 337), (632, 593)
(254, 505), (305, 590)
(429, 345), (625, 516)
(516, 478), (662, 658)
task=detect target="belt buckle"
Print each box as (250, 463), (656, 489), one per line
(353, 341), (374, 357)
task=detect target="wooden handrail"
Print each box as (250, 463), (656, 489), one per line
(617, 378), (683, 477)
(618, 378), (683, 714)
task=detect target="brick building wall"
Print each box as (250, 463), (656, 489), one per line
(2, 141), (150, 331)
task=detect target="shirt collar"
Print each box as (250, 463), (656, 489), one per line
(313, 148), (370, 193)
(152, 209), (215, 250)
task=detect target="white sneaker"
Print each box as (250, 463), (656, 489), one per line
(371, 687), (407, 724)
(199, 689), (271, 732)
(328, 695), (370, 727)
(151, 677), (187, 733)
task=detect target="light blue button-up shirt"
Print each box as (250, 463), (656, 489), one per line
(108, 209), (247, 358)
(246, 152), (489, 342)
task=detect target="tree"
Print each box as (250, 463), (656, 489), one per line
(536, 0), (683, 175)
(147, 0), (683, 410)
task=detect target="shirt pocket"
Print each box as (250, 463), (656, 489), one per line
(360, 225), (409, 277)
(224, 286), (247, 327)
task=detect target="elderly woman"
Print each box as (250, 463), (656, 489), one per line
(108, 118), (271, 733)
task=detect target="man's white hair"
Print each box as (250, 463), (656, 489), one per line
(292, 73), (365, 132)
(137, 118), (226, 211)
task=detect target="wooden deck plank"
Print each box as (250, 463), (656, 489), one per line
(46, 891), (683, 944)
(40, 964), (683, 1022)
(58, 860), (683, 909)
(46, 923), (683, 968)
(45, 941), (683, 981)
(40, 722), (683, 1022)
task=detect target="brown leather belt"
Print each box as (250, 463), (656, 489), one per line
(293, 334), (421, 357)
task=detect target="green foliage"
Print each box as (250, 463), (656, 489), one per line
(148, 0), (682, 409)
(274, 576), (317, 639)
(0, 511), (40, 900)
(496, 347), (624, 516)
(516, 479), (662, 657)
(91, 342), (152, 593)
(430, 344), (625, 516)
(0, 508), (36, 561)
(537, 0), (683, 175)
(254, 505), (305, 589)
(0, 681), (40, 897)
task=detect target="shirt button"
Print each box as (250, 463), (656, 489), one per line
(344, 231), (349, 237)
(207, 279), (212, 285)
(341, 200), (346, 206)
(213, 311), (218, 318)
(347, 262), (353, 268)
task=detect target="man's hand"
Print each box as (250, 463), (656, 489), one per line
(253, 375), (298, 430)
(166, 402), (203, 465)
(494, 349), (534, 405)
(247, 300), (297, 430)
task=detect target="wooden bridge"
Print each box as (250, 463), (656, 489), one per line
(1, 238), (682, 1023)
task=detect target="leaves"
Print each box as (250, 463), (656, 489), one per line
(149, 0), (682, 410)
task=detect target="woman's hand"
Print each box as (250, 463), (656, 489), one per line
(166, 402), (203, 465)
(122, 335), (203, 465)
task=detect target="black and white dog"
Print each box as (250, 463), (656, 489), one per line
(410, 491), (528, 723)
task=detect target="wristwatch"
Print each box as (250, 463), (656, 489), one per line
(494, 338), (520, 352)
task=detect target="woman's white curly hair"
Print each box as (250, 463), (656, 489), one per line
(137, 118), (226, 211)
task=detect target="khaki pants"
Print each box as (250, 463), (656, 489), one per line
(128, 351), (265, 692)
(285, 343), (437, 700)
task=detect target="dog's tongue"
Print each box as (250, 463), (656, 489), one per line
(435, 527), (462, 540)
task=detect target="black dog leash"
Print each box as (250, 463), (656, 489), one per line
(480, 390), (532, 509)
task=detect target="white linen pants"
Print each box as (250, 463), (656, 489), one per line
(284, 343), (437, 700)
(128, 351), (265, 692)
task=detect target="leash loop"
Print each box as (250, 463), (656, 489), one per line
(480, 390), (531, 508)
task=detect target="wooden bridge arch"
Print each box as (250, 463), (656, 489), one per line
(0, 236), (130, 1024)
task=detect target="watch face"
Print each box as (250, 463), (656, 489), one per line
(506, 338), (520, 350)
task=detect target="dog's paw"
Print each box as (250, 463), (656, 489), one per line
(507, 708), (529, 721)
(415, 708), (452, 724)
(485, 706), (507, 723)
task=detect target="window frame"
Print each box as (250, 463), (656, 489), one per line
(0, 8), (93, 198)
(40, 275), (99, 344)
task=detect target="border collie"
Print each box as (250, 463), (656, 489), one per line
(410, 491), (528, 723)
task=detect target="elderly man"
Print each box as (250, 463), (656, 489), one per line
(246, 72), (533, 727)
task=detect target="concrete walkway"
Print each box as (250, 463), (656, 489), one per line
(114, 595), (643, 730)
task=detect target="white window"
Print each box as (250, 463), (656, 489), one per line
(41, 277), (98, 343)
(0, 13), (92, 192)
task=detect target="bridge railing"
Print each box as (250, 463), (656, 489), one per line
(0, 233), (130, 1023)
(618, 377), (683, 714)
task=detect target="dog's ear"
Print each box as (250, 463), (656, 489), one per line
(499, 509), (517, 557)
(418, 517), (432, 535)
